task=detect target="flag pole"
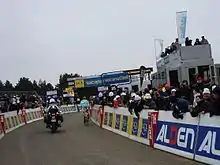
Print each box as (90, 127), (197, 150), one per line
(154, 38), (164, 67)
(154, 39), (158, 87)
(154, 39), (157, 67)
(154, 38), (164, 87)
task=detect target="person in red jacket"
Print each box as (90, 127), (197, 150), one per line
(113, 95), (120, 108)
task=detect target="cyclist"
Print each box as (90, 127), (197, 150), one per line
(80, 96), (90, 117)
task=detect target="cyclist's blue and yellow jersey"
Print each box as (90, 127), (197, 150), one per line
(80, 99), (89, 109)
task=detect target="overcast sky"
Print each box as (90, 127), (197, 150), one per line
(0, 0), (219, 85)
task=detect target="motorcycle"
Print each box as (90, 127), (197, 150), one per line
(83, 108), (90, 126)
(48, 110), (60, 133)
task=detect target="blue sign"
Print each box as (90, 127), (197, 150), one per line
(108, 113), (113, 127)
(155, 121), (197, 153)
(196, 125), (220, 160)
(104, 112), (108, 125)
(122, 116), (128, 132)
(102, 72), (130, 85)
(141, 119), (148, 138)
(115, 114), (121, 129)
(132, 118), (139, 136)
(84, 76), (102, 87)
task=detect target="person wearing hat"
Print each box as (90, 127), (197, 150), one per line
(133, 94), (144, 119)
(143, 93), (156, 109)
(169, 89), (178, 106)
(128, 93), (136, 115)
(202, 88), (211, 99)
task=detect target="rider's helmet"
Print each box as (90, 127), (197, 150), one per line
(49, 98), (56, 104)
(83, 96), (87, 100)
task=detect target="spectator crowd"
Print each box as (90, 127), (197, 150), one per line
(0, 93), (42, 114)
(90, 80), (220, 120)
(160, 36), (209, 58)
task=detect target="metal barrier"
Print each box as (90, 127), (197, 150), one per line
(0, 105), (77, 140)
(90, 105), (220, 165)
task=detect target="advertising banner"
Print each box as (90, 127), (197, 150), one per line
(122, 115), (128, 132)
(176, 11), (187, 44)
(74, 79), (85, 88)
(6, 118), (11, 129)
(115, 114), (121, 130)
(141, 118), (148, 139)
(93, 109), (98, 122)
(148, 112), (159, 148)
(84, 76), (102, 87)
(108, 113), (113, 127)
(13, 116), (18, 126)
(104, 112), (108, 125)
(10, 116), (15, 127)
(155, 121), (197, 153)
(102, 72), (130, 85)
(195, 115), (220, 164)
(65, 87), (74, 96)
(132, 117), (139, 136)
(196, 125), (220, 161)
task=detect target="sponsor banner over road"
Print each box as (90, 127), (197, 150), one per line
(84, 76), (102, 87)
(102, 72), (130, 85)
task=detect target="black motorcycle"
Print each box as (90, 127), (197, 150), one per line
(49, 109), (60, 133)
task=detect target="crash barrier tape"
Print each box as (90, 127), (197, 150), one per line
(0, 105), (76, 140)
(90, 105), (220, 165)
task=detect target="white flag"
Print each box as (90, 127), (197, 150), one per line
(176, 11), (187, 44)
(154, 39), (164, 60)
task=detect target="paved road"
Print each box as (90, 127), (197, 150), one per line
(0, 113), (203, 165)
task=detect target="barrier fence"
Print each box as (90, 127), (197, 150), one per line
(0, 105), (76, 140)
(91, 105), (220, 165)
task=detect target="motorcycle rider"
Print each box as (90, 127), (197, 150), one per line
(44, 98), (63, 128)
(80, 96), (90, 122)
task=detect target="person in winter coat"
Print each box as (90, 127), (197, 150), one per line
(179, 80), (193, 103)
(191, 88), (212, 117)
(210, 86), (220, 116)
(153, 91), (166, 110)
(133, 95), (144, 119)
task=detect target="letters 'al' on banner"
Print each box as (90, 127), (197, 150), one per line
(176, 11), (187, 44)
(74, 79), (85, 88)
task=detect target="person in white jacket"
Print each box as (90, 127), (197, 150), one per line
(44, 98), (63, 128)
